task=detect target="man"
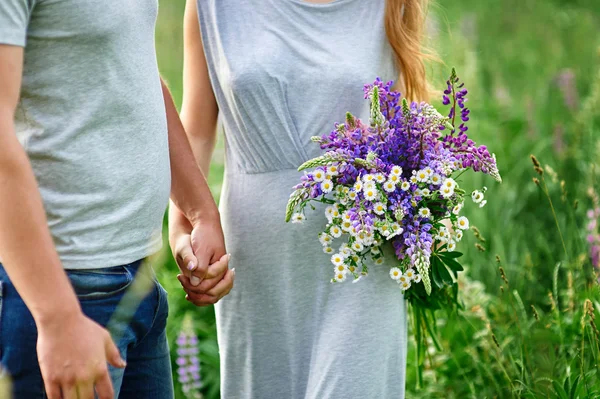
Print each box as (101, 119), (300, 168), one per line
(0, 1), (233, 398)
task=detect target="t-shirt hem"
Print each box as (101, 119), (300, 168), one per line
(0, 30), (26, 47)
(60, 238), (164, 270)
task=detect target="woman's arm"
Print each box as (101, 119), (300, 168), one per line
(168, 0), (232, 306)
(181, 0), (219, 176)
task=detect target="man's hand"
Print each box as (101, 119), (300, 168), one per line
(37, 312), (125, 399)
(169, 206), (234, 306)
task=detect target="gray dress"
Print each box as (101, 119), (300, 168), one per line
(197, 1), (407, 397)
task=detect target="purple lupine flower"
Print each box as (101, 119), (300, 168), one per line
(176, 320), (203, 399)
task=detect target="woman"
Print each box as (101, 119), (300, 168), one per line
(171, 0), (432, 397)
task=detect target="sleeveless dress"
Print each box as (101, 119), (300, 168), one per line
(196, 1), (407, 398)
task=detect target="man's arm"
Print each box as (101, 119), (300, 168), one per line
(161, 78), (234, 303)
(0, 44), (124, 399)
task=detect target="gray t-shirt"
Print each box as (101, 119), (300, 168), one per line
(0, 0), (171, 269)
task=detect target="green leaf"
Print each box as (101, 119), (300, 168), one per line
(439, 251), (463, 259)
(437, 260), (454, 285)
(553, 380), (569, 399)
(570, 375), (581, 399)
(431, 257), (444, 289)
(440, 256), (464, 273)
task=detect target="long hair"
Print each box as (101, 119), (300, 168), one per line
(384, 0), (435, 102)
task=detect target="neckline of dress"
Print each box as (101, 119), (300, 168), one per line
(288, 0), (357, 9)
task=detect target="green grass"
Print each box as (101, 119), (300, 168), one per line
(155, 1), (600, 397)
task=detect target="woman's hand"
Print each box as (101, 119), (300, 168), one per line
(169, 204), (235, 306)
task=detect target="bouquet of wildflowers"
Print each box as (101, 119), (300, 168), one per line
(285, 69), (501, 382)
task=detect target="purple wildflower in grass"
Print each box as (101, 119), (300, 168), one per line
(587, 187), (600, 280)
(176, 317), (203, 399)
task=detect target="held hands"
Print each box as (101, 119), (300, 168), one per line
(36, 312), (125, 399)
(169, 211), (235, 306)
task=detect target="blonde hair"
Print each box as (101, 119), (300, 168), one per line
(384, 0), (435, 102)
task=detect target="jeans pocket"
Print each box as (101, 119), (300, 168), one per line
(67, 266), (134, 300)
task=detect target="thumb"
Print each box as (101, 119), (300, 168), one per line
(176, 237), (199, 279)
(105, 335), (126, 369)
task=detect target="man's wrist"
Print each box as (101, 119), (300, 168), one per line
(33, 292), (82, 328)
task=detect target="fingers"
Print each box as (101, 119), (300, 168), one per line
(192, 253), (230, 280)
(180, 268), (235, 306)
(77, 382), (95, 399)
(173, 234), (200, 284)
(43, 381), (61, 399)
(206, 268), (235, 298)
(104, 334), (126, 369)
(61, 386), (78, 399)
(94, 370), (115, 399)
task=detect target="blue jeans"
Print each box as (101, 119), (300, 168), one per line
(0, 260), (174, 398)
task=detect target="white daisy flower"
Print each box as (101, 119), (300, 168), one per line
(363, 174), (376, 183)
(341, 220), (353, 232)
(333, 264), (348, 274)
(334, 272), (347, 282)
(421, 188), (431, 197)
(347, 264), (359, 274)
(351, 241), (364, 252)
(391, 166), (403, 176)
(375, 173), (386, 183)
(291, 213), (305, 224)
(390, 267), (402, 281)
(371, 246), (381, 255)
(413, 274), (422, 283)
(400, 280), (412, 291)
(423, 167), (434, 177)
(471, 190), (484, 204)
(379, 224), (391, 237)
(479, 200), (487, 208)
(416, 169), (429, 182)
(374, 257), (384, 265)
(430, 173), (442, 186)
(441, 186), (455, 199)
(331, 253), (345, 266)
(383, 180), (396, 193)
(373, 202), (386, 215)
(340, 246), (352, 258)
(330, 225), (342, 238)
(351, 254), (360, 264)
(454, 230), (464, 242)
(331, 208), (340, 219)
(391, 222), (403, 234)
(447, 240), (457, 252)
(398, 274), (409, 284)
(348, 191), (358, 201)
(410, 175), (418, 184)
(319, 233), (332, 246)
(327, 164), (339, 176)
(419, 207), (431, 218)
(325, 206), (335, 222)
(388, 174), (400, 184)
(364, 187), (378, 201)
(354, 180), (363, 193)
(452, 202), (464, 215)
(313, 168), (325, 182)
(323, 246), (334, 254)
(457, 216), (470, 230)
(400, 181), (411, 191)
(414, 188), (423, 197)
(321, 179), (334, 193)
(405, 269), (416, 280)
(442, 178), (457, 190)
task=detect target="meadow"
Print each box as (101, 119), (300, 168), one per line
(155, 1), (600, 397)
